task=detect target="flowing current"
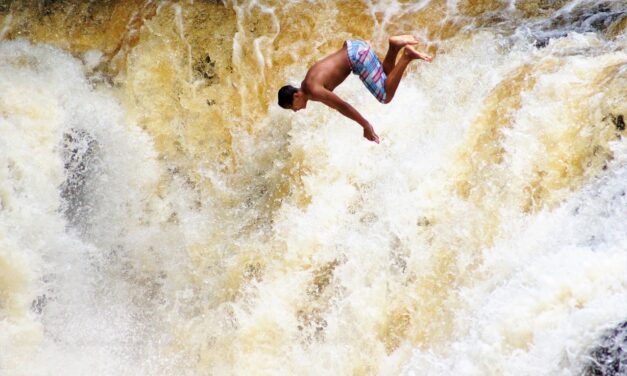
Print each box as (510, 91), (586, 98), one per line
(0, 1), (626, 375)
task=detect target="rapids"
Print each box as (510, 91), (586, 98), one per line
(0, 1), (626, 375)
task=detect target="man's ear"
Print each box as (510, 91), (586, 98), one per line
(293, 90), (302, 100)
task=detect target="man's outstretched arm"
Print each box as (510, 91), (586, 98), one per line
(311, 87), (380, 143)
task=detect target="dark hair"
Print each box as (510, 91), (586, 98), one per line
(278, 85), (298, 109)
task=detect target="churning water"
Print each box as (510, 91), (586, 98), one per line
(0, 1), (626, 375)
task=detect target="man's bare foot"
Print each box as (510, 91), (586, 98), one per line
(404, 45), (432, 62)
(389, 35), (420, 48)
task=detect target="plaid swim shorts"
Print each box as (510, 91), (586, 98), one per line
(345, 40), (387, 103)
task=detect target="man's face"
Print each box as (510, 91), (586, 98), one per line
(291, 91), (307, 112)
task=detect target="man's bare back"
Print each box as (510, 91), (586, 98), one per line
(278, 35), (432, 143)
(302, 48), (352, 94)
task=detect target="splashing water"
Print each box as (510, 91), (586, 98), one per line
(0, 1), (626, 375)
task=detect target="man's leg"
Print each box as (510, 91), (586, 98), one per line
(384, 45), (431, 103)
(383, 35), (420, 75)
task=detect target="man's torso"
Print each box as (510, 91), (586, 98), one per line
(301, 44), (351, 96)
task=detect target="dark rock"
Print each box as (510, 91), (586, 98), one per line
(38, 0), (66, 17)
(534, 38), (550, 48)
(193, 54), (218, 85)
(582, 320), (627, 375)
(530, 1), (626, 48)
(614, 115), (625, 131)
(0, 0), (10, 14)
(549, 3), (625, 34)
(60, 128), (99, 226)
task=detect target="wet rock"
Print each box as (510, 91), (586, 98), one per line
(558, 3), (624, 33)
(193, 54), (218, 85)
(602, 114), (625, 134)
(582, 320), (627, 375)
(0, 0), (10, 14)
(60, 128), (99, 226)
(602, 113), (625, 135)
(530, 1), (626, 47)
(613, 114), (625, 131)
(534, 38), (550, 48)
(38, 0), (67, 17)
(605, 14), (627, 38)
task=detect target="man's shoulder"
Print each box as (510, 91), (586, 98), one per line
(301, 80), (322, 95)
(307, 85), (330, 99)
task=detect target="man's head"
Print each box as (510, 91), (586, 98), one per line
(278, 85), (307, 112)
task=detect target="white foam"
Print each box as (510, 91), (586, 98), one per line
(0, 40), (191, 375)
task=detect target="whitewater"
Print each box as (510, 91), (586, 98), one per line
(0, 1), (626, 375)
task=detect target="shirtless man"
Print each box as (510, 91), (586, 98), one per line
(277, 35), (432, 143)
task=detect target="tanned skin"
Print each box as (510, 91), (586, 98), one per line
(289, 35), (432, 143)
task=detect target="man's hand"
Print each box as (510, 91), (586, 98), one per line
(363, 124), (380, 144)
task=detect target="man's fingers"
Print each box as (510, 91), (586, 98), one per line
(364, 128), (380, 144)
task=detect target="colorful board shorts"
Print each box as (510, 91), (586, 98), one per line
(345, 40), (387, 103)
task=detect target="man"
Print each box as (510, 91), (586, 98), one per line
(277, 35), (432, 143)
